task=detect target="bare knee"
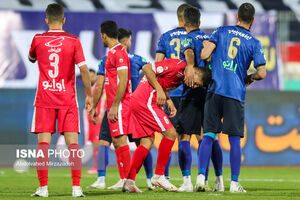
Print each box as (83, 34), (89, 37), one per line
(140, 137), (154, 150)
(99, 140), (111, 147)
(162, 127), (177, 141)
(112, 135), (128, 149)
(64, 132), (79, 146)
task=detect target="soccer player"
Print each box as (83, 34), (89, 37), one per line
(155, 3), (192, 179)
(176, 7), (224, 192)
(89, 28), (153, 190)
(85, 69), (106, 174)
(90, 21), (132, 190)
(198, 3), (266, 193)
(123, 58), (211, 193)
(29, 3), (92, 197)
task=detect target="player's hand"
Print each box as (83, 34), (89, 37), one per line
(90, 108), (98, 124)
(108, 105), (118, 123)
(156, 89), (166, 107)
(85, 95), (93, 113)
(245, 74), (255, 87)
(167, 99), (177, 118)
(184, 66), (194, 87)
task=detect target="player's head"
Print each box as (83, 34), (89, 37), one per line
(183, 7), (201, 29)
(89, 69), (97, 85)
(45, 3), (65, 25)
(237, 3), (255, 25)
(177, 3), (192, 23)
(100, 21), (118, 47)
(191, 67), (212, 88)
(118, 28), (132, 52)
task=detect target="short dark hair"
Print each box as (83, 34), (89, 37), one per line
(177, 3), (192, 21)
(100, 21), (118, 39)
(184, 7), (200, 27)
(238, 3), (255, 23)
(118, 28), (132, 41)
(198, 67), (212, 86)
(46, 3), (64, 23)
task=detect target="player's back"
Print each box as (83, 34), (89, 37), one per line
(156, 27), (186, 97)
(30, 30), (86, 108)
(180, 29), (209, 100)
(128, 53), (149, 92)
(208, 25), (266, 102)
(105, 43), (131, 109)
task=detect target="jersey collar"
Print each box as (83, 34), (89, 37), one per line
(48, 29), (64, 32)
(235, 25), (250, 32)
(110, 43), (121, 50)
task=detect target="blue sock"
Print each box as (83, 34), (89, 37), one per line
(211, 140), (223, 176)
(143, 151), (153, 179)
(178, 141), (192, 176)
(229, 136), (241, 182)
(164, 153), (171, 177)
(198, 140), (210, 180)
(198, 134), (215, 175)
(97, 145), (109, 177)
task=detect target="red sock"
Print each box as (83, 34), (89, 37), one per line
(127, 145), (149, 181)
(155, 138), (175, 175)
(68, 143), (82, 186)
(36, 142), (49, 187)
(92, 146), (98, 169)
(115, 145), (131, 179)
(115, 150), (123, 179)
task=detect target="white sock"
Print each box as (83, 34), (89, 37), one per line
(97, 176), (105, 183)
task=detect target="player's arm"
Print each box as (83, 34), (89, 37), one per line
(28, 36), (37, 63)
(165, 92), (177, 118)
(143, 63), (166, 106)
(80, 65), (93, 112)
(90, 74), (105, 124)
(201, 41), (216, 60)
(184, 48), (195, 87)
(109, 68), (128, 123)
(245, 65), (267, 86)
(155, 53), (166, 62)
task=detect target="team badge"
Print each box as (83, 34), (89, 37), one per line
(119, 58), (124, 63)
(157, 66), (164, 73)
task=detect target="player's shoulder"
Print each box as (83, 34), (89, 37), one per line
(99, 56), (107, 64)
(163, 27), (186, 37)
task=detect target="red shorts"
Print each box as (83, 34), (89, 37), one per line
(129, 92), (173, 139)
(31, 106), (80, 134)
(107, 100), (130, 138)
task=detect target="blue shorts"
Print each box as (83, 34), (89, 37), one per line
(98, 111), (112, 143)
(203, 92), (245, 137)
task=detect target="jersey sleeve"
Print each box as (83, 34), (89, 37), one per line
(209, 27), (220, 45)
(181, 36), (194, 54)
(28, 36), (37, 61)
(152, 59), (175, 76)
(137, 55), (150, 70)
(74, 38), (86, 68)
(253, 41), (266, 68)
(97, 57), (106, 76)
(156, 34), (166, 55)
(114, 50), (129, 70)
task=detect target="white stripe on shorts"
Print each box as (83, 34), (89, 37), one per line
(31, 107), (36, 132)
(147, 90), (166, 132)
(118, 102), (124, 135)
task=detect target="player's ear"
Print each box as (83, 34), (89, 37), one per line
(252, 17), (255, 23)
(45, 18), (49, 25)
(62, 17), (66, 25)
(235, 14), (238, 21)
(198, 20), (201, 27)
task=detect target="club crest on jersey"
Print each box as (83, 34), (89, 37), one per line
(157, 66), (164, 73)
(119, 58), (124, 63)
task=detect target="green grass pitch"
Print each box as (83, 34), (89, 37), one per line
(0, 167), (299, 199)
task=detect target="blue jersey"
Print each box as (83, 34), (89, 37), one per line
(96, 54), (148, 92)
(180, 29), (210, 100)
(156, 27), (186, 97)
(208, 25), (266, 102)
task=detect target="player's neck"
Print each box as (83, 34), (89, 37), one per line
(48, 23), (63, 30)
(107, 39), (119, 49)
(185, 26), (199, 34)
(178, 20), (185, 28)
(236, 21), (250, 31)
